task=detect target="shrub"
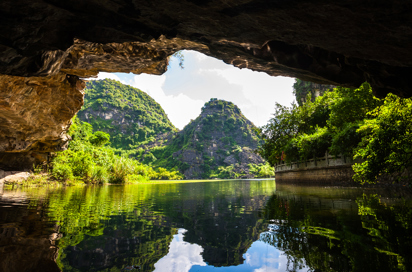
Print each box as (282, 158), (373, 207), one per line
(70, 152), (94, 179)
(90, 165), (109, 184)
(52, 163), (74, 181)
(109, 157), (134, 183)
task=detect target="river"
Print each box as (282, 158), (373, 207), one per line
(0, 179), (411, 272)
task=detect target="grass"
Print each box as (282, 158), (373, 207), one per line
(2, 172), (272, 189)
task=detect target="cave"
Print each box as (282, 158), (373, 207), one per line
(1, 0), (412, 170)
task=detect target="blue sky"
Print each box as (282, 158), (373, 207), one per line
(92, 50), (296, 129)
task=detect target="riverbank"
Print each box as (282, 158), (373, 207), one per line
(1, 170), (258, 188)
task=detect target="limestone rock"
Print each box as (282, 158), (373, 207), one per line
(1, 0), (412, 170)
(1, 0), (412, 96)
(140, 99), (267, 179)
(0, 73), (84, 169)
(0, 170), (30, 184)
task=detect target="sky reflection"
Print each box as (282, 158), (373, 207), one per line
(154, 229), (207, 272)
(154, 228), (310, 272)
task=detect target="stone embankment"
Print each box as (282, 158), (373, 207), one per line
(275, 153), (360, 183)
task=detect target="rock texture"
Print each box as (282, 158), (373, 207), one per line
(78, 79), (176, 149)
(0, 73), (84, 169)
(139, 99), (266, 179)
(1, 1), (412, 94)
(1, 0), (412, 169)
(293, 79), (335, 106)
(0, 170), (30, 184)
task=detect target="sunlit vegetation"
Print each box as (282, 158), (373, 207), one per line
(259, 81), (412, 184)
(24, 116), (183, 186)
(79, 79), (176, 150)
(135, 99), (274, 179)
(261, 191), (412, 271)
(24, 180), (276, 270)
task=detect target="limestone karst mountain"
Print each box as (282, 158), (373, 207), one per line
(136, 99), (273, 179)
(78, 79), (176, 149)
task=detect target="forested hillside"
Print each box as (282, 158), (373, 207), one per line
(75, 80), (274, 180)
(79, 79), (176, 149)
(136, 99), (274, 179)
(259, 82), (412, 184)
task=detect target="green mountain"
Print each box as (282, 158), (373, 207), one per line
(136, 99), (274, 179)
(78, 79), (176, 149)
(293, 79), (335, 106)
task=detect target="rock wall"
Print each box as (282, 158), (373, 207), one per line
(0, 73), (84, 169)
(1, 0), (412, 169)
(275, 165), (355, 184)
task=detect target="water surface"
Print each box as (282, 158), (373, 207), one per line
(0, 180), (411, 272)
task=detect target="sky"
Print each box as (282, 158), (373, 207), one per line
(152, 228), (309, 272)
(92, 50), (296, 130)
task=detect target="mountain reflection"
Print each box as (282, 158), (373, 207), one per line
(51, 180), (277, 271)
(1, 180), (412, 272)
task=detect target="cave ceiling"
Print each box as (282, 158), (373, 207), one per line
(1, 0), (412, 169)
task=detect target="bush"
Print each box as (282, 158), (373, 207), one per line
(70, 152), (94, 179)
(89, 131), (110, 146)
(90, 165), (109, 184)
(52, 163), (74, 181)
(109, 157), (134, 183)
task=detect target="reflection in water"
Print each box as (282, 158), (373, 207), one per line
(0, 180), (412, 272)
(154, 229), (206, 272)
(155, 227), (309, 272)
(0, 190), (61, 272)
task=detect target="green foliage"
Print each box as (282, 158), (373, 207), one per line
(52, 163), (74, 181)
(248, 163), (275, 178)
(79, 79), (176, 149)
(89, 165), (109, 184)
(89, 131), (110, 146)
(51, 116), (183, 184)
(211, 165), (239, 179)
(140, 98), (265, 179)
(261, 81), (412, 184)
(353, 94), (412, 184)
(109, 157), (137, 184)
(143, 152), (157, 164)
(290, 126), (331, 160)
(258, 92), (332, 163)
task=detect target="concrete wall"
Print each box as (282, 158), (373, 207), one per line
(275, 165), (355, 183)
(275, 154), (359, 183)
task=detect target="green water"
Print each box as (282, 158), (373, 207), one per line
(0, 180), (411, 272)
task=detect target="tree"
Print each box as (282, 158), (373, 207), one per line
(353, 94), (412, 184)
(258, 103), (300, 165)
(89, 131), (110, 146)
(169, 51), (185, 69)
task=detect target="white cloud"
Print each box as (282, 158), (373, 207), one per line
(161, 50), (296, 127)
(88, 72), (123, 82)
(154, 229), (206, 272)
(130, 74), (204, 130)
(93, 50), (296, 129)
(254, 266), (283, 272)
